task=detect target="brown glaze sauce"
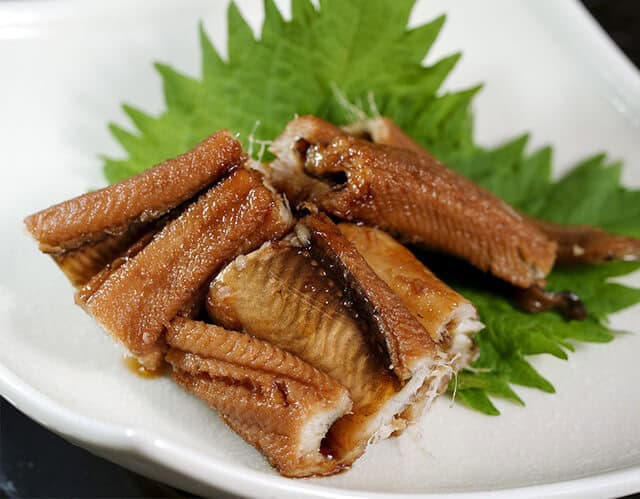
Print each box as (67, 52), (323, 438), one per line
(123, 356), (168, 379)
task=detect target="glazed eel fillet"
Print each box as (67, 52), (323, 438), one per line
(208, 213), (471, 466)
(77, 168), (293, 370)
(349, 116), (640, 266)
(166, 318), (352, 478)
(347, 116), (640, 317)
(268, 116), (557, 289)
(300, 212), (443, 381)
(24, 130), (244, 286)
(338, 223), (483, 373)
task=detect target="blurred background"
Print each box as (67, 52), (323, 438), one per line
(584, 0), (639, 66)
(1, 1), (639, 498)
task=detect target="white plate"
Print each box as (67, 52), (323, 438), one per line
(1, 1), (639, 497)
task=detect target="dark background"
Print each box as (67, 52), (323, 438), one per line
(2, 1), (640, 498)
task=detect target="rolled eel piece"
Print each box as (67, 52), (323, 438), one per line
(300, 211), (441, 381)
(165, 318), (352, 478)
(207, 240), (453, 465)
(47, 228), (151, 288)
(75, 226), (160, 306)
(24, 130), (244, 286)
(337, 223), (483, 418)
(338, 223), (484, 371)
(269, 116), (557, 288)
(77, 168), (293, 370)
(54, 207), (184, 288)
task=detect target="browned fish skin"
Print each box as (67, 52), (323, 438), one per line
(289, 131), (557, 288)
(207, 242), (448, 463)
(24, 130), (244, 253)
(338, 223), (483, 350)
(175, 282), (210, 320)
(52, 205), (185, 288)
(337, 223), (483, 412)
(75, 227), (159, 306)
(345, 117), (589, 319)
(51, 229), (147, 288)
(165, 318), (352, 478)
(269, 116), (557, 288)
(300, 212), (439, 381)
(532, 219), (640, 265)
(514, 285), (587, 320)
(78, 169), (292, 369)
(357, 117), (640, 268)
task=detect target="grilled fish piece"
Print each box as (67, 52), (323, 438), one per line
(348, 116), (640, 318)
(75, 226), (159, 306)
(53, 207), (184, 288)
(269, 116), (557, 288)
(165, 318), (352, 478)
(24, 130), (244, 285)
(208, 240), (452, 463)
(514, 285), (587, 320)
(306, 137), (558, 288)
(75, 214), (209, 320)
(338, 223), (483, 371)
(25, 130), (244, 252)
(78, 168), (293, 370)
(532, 219), (640, 265)
(299, 212), (440, 381)
(50, 228), (150, 288)
(353, 116), (640, 267)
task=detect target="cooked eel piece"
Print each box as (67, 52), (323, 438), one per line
(50, 228), (150, 288)
(24, 130), (244, 286)
(208, 241), (453, 464)
(25, 130), (244, 253)
(54, 207), (186, 288)
(348, 116), (638, 319)
(353, 116), (640, 266)
(532, 219), (640, 265)
(299, 212), (441, 381)
(269, 116), (557, 288)
(514, 285), (587, 320)
(165, 318), (352, 478)
(338, 223), (483, 371)
(73, 212), (217, 322)
(77, 168), (293, 370)
(75, 227), (159, 306)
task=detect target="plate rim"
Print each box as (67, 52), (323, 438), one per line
(1, 0), (640, 497)
(2, 362), (640, 499)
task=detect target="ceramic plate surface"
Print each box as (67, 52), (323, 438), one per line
(1, 1), (639, 497)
